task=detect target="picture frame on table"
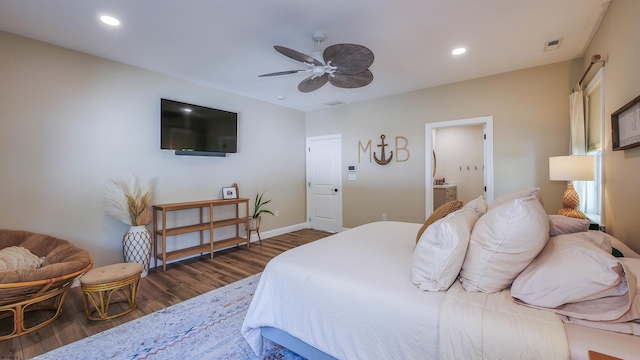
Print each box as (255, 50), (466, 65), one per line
(222, 186), (238, 200)
(612, 95), (640, 151)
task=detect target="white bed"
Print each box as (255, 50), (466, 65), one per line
(241, 221), (640, 359)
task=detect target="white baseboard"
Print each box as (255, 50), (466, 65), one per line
(248, 222), (309, 243)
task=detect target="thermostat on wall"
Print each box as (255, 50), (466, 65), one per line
(347, 165), (357, 172)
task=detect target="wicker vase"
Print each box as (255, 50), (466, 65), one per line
(123, 225), (152, 277)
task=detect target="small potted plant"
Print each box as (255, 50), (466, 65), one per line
(250, 190), (274, 243)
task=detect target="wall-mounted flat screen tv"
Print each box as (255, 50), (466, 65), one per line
(161, 98), (237, 155)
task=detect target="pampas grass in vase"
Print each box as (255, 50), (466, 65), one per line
(105, 175), (158, 277)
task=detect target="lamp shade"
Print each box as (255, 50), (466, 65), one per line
(549, 155), (595, 181)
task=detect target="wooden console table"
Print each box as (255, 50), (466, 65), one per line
(152, 198), (250, 271)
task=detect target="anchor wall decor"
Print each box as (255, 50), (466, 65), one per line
(374, 134), (393, 165)
(358, 135), (410, 164)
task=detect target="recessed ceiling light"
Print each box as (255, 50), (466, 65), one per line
(277, 96), (285, 100)
(100, 15), (120, 26)
(452, 47), (466, 55)
(323, 100), (345, 106)
(182, 108), (192, 112)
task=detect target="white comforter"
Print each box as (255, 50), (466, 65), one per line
(242, 221), (446, 359)
(241, 221), (570, 359)
(440, 282), (569, 359)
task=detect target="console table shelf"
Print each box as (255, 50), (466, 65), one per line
(152, 198), (250, 271)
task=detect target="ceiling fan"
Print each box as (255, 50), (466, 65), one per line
(259, 31), (374, 93)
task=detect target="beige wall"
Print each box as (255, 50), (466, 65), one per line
(584, 0), (640, 252)
(0, 32), (307, 268)
(306, 61), (575, 228)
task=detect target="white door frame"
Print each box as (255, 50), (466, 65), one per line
(306, 134), (343, 231)
(425, 116), (494, 216)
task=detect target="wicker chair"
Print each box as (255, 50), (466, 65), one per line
(0, 230), (93, 340)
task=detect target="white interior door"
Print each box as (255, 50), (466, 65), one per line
(306, 134), (342, 232)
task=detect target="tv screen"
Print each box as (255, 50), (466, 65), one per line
(161, 98), (237, 154)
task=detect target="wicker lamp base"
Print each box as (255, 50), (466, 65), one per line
(557, 184), (586, 219)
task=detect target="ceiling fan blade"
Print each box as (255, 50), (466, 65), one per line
(328, 70), (374, 89)
(298, 74), (329, 93)
(258, 70), (306, 77)
(323, 44), (374, 75)
(274, 46), (323, 66)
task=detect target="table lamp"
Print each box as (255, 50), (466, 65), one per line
(549, 155), (595, 219)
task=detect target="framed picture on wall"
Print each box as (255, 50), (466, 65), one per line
(612, 95), (640, 151)
(222, 186), (238, 200)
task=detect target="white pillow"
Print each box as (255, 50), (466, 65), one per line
(0, 246), (45, 272)
(548, 215), (590, 237)
(459, 195), (549, 293)
(512, 234), (633, 320)
(411, 208), (479, 291)
(606, 257), (640, 323)
(559, 257), (640, 335)
(462, 195), (488, 217)
(489, 187), (543, 210)
(571, 230), (613, 254)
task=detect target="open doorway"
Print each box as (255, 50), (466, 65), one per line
(425, 116), (494, 216)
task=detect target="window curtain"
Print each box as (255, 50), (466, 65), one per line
(569, 84), (587, 212)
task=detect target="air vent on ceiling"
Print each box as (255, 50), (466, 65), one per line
(323, 100), (345, 106)
(543, 38), (563, 52)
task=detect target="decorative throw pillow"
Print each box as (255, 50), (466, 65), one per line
(412, 208), (479, 291)
(0, 246), (45, 272)
(416, 200), (464, 243)
(548, 215), (590, 237)
(489, 187), (544, 210)
(459, 195), (549, 293)
(462, 195), (488, 216)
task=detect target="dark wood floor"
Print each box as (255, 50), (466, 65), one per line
(0, 228), (330, 360)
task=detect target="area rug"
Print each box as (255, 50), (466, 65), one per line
(33, 273), (304, 360)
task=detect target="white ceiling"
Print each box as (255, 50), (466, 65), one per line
(0, 0), (610, 112)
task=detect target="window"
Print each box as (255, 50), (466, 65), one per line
(580, 68), (604, 224)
